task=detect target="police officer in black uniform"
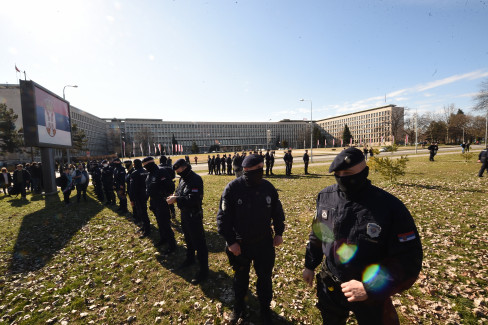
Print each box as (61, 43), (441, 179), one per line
(303, 150), (310, 174)
(124, 160), (137, 221)
(284, 149), (293, 176)
(160, 155), (176, 219)
(130, 159), (151, 236)
(215, 154), (221, 175)
(478, 145), (488, 177)
(269, 151), (275, 175)
(427, 142), (438, 161)
(207, 155), (212, 175)
(226, 154), (232, 175)
(221, 154), (226, 174)
(217, 154), (285, 324)
(167, 159), (209, 284)
(90, 161), (104, 202)
(101, 160), (115, 205)
(265, 149), (271, 176)
(113, 158), (128, 213)
(142, 157), (176, 252)
(302, 147), (423, 325)
(233, 152), (245, 178)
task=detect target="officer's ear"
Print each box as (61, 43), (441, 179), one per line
(363, 166), (369, 178)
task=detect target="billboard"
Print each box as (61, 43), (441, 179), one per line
(20, 80), (73, 148)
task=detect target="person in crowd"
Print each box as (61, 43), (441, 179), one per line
(167, 159), (209, 285)
(12, 164), (30, 199)
(217, 154), (285, 324)
(0, 167), (12, 196)
(74, 164), (89, 202)
(303, 150), (310, 174)
(303, 147), (423, 325)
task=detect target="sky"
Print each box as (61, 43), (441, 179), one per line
(1, 0), (488, 122)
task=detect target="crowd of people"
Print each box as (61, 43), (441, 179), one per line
(3, 144), (488, 324)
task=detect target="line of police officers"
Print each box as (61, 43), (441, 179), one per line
(86, 148), (422, 325)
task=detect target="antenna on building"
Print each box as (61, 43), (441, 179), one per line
(384, 94), (386, 103)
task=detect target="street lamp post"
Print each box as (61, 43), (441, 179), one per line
(63, 84), (78, 164)
(300, 99), (313, 162)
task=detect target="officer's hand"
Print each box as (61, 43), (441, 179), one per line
(273, 235), (283, 247)
(228, 243), (241, 256)
(302, 268), (314, 287)
(166, 196), (177, 205)
(341, 280), (368, 302)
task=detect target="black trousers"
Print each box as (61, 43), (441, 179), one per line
(180, 209), (208, 269)
(265, 163), (270, 176)
(151, 199), (175, 247)
(63, 189), (71, 204)
(304, 161), (309, 174)
(76, 183), (87, 201)
(286, 162), (292, 175)
(429, 152), (435, 161)
(93, 181), (104, 201)
(479, 162), (488, 177)
(135, 198), (150, 232)
(316, 274), (399, 325)
(103, 184), (115, 203)
(116, 187), (128, 210)
(226, 238), (275, 312)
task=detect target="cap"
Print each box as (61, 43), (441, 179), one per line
(124, 160), (132, 165)
(113, 157), (121, 163)
(101, 160), (108, 164)
(133, 159), (142, 169)
(173, 158), (187, 170)
(329, 147), (365, 173)
(160, 155), (167, 163)
(242, 154), (264, 168)
(142, 157), (155, 166)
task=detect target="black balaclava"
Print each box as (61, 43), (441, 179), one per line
(334, 166), (370, 196)
(177, 165), (192, 178)
(243, 168), (264, 187)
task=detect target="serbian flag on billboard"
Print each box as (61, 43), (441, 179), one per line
(341, 139), (343, 147)
(158, 143), (162, 153)
(350, 138), (353, 145)
(332, 138), (335, 147)
(140, 143), (143, 156)
(405, 134), (408, 144)
(34, 86), (71, 146)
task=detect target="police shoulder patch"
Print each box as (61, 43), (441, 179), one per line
(237, 198), (243, 205)
(321, 210), (328, 220)
(266, 196), (272, 204)
(367, 223), (382, 238)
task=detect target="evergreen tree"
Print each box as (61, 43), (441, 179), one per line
(71, 123), (88, 153)
(342, 124), (352, 145)
(0, 103), (23, 153)
(191, 141), (200, 154)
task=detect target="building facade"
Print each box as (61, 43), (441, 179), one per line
(106, 118), (309, 156)
(316, 105), (404, 146)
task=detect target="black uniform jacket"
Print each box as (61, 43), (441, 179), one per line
(129, 167), (149, 201)
(146, 167), (174, 200)
(113, 165), (126, 189)
(101, 166), (114, 186)
(305, 182), (423, 302)
(175, 170), (203, 211)
(217, 177), (285, 246)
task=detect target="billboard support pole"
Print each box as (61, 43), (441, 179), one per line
(41, 147), (58, 195)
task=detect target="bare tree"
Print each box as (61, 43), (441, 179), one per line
(442, 104), (455, 144)
(135, 127), (154, 155)
(390, 106), (405, 143)
(473, 78), (488, 146)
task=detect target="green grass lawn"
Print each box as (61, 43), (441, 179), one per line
(1, 152), (487, 324)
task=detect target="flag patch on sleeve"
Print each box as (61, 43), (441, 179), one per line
(191, 188), (199, 193)
(398, 231), (416, 242)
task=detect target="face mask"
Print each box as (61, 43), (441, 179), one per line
(177, 166), (191, 178)
(334, 166), (369, 195)
(244, 168), (263, 186)
(103, 164), (108, 168)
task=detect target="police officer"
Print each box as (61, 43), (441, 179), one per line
(269, 151), (275, 175)
(427, 142), (438, 161)
(265, 149), (271, 176)
(303, 150), (310, 174)
(101, 160), (115, 205)
(130, 159), (151, 236)
(226, 154), (232, 175)
(215, 154), (221, 175)
(90, 161), (104, 202)
(233, 152), (245, 178)
(217, 154), (285, 324)
(125, 160), (137, 222)
(207, 155), (212, 175)
(478, 145), (488, 177)
(143, 157), (176, 251)
(113, 158), (128, 213)
(160, 155), (176, 219)
(167, 159), (209, 285)
(284, 149), (293, 176)
(302, 147), (423, 325)
(211, 155), (216, 175)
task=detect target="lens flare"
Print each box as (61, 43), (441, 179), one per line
(362, 264), (390, 292)
(312, 221), (334, 243)
(336, 243), (357, 264)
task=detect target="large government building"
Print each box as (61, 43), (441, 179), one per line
(1, 83), (403, 162)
